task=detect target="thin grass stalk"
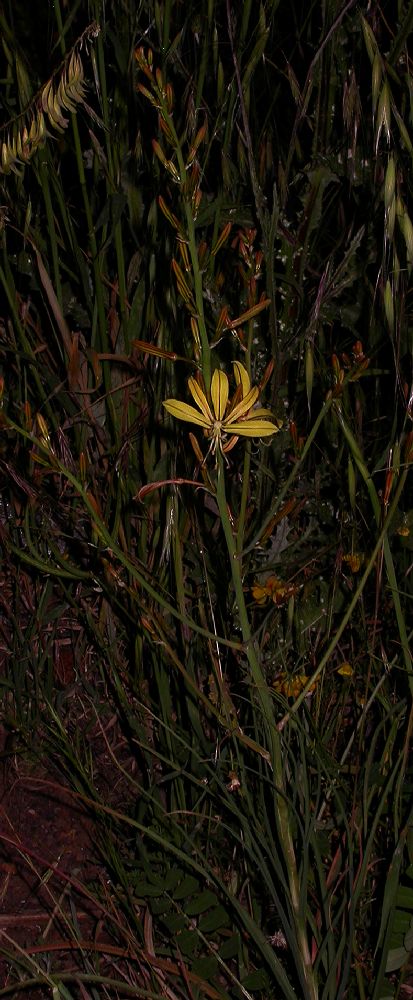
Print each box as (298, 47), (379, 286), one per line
(236, 321), (254, 555)
(215, 451), (318, 1000)
(38, 156), (63, 309)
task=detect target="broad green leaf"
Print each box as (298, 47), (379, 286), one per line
(171, 929), (197, 957)
(163, 913), (186, 933)
(185, 890), (218, 916)
(191, 956), (219, 979)
(173, 875), (200, 900)
(241, 969), (270, 990)
(219, 932), (241, 960)
(199, 905), (230, 933)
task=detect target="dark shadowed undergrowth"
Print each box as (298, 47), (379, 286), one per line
(0, 0), (413, 997)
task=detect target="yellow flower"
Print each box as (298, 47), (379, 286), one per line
(337, 661), (354, 677)
(252, 575), (297, 605)
(163, 362), (281, 460)
(342, 552), (362, 573)
(273, 673), (318, 699)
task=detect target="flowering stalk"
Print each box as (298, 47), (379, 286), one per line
(163, 363), (317, 997)
(136, 48), (212, 386)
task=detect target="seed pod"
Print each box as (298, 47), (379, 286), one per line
(400, 208), (413, 267)
(166, 83), (173, 114)
(165, 160), (181, 183)
(393, 105), (413, 155)
(393, 248), (400, 284)
(37, 412), (50, 445)
(385, 198), (396, 242)
(376, 81), (391, 151)
(361, 15), (377, 64)
(152, 139), (167, 166)
(384, 156), (396, 214)
(190, 317), (201, 353)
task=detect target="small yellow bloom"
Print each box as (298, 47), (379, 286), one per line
(163, 362), (281, 460)
(342, 552), (362, 573)
(252, 575), (297, 605)
(337, 661), (354, 677)
(273, 673), (318, 699)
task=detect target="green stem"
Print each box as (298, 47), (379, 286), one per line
(215, 452), (318, 1000)
(237, 323), (254, 555)
(38, 155), (63, 308)
(237, 441), (251, 556)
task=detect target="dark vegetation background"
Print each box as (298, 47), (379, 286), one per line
(0, 0), (413, 997)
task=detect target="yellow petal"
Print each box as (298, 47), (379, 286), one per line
(337, 662), (353, 677)
(228, 418), (280, 437)
(232, 361), (251, 397)
(163, 399), (211, 427)
(226, 386), (259, 423)
(187, 377), (213, 422)
(211, 369), (229, 420)
(251, 583), (269, 604)
(252, 407), (282, 422)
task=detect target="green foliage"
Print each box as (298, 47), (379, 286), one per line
(0, 0), (413, 998)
